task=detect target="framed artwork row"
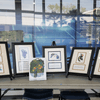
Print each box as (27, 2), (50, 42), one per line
(0, 42), (12, 79)
(12, 42), (35, 77)
(91, 47), (100, 78)
(68, 47), (95, 79)
(42, 46), (67, 74)
(1, 41), (100, 80)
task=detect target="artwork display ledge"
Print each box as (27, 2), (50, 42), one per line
(0, 74), (100, 89)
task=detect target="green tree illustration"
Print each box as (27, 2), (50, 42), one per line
(30, 59), (44, 77)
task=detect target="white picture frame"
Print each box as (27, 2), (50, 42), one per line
(29, 58), (46, 81)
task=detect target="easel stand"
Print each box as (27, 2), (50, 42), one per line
(0, 89), (1, 100)
(13, 74), (29, 79)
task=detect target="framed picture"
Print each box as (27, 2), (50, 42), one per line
(68, 47), (95, 79)
(29, 58), (46, 81)
(12, 42), (35, 77)
(91, 47), (100, 78)
(0, 42), (12, 79)
(42, 46), (67, 73)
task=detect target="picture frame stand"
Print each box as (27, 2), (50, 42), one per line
(51, 41), (56, 46)
(13, 74), (28, 79)
(66, 57), (70, 78)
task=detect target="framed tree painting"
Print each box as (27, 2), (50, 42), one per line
(29, 58), (46, 81)
(12, 42), (35, 77)
(42, 46), (67, 73)
(0, 42), (12, 79)
(68, 47), (95, 79)
(91, 47), (100, 78)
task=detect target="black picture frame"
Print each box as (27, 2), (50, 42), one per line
(91, 47), (100, 79)
(0, 42), (12, 80)
(68, 47), (95, 80)
(12, 42), (35, 77)
(42, 45), (67, 74)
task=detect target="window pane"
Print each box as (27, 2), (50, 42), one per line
(95, 22), (100, 47)
(97, 0), (100, 8)
(21, 0), (34, 11)
(80, 0), (93, 14)
(76, 16), (95, 47)
(35, 15), (42, 26)
(0, 12), (15, 25)
(45, 14), (60, 27)
(96, 0), (100, 15)
(62, 0), (77, 14)
(22, 13), (34, 26)
(35, 0), (42, 12)
(45, 0), (60, 13)
(0, 0), (15, 10)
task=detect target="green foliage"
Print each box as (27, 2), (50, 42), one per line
(0, 30), (23, 41)
(80, 6), (86, 13)
(47, 3), (86, 13)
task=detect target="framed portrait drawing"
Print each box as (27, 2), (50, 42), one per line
(91, 47), (100, 78)
(29, 58), (46, 81)
(12, 42), (35, 77)
(0, 42), (12, 79)
(42, 46), (67, 73)
(68, 47), (95, 79)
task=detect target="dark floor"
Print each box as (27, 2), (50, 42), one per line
(1, 93), (100, 100)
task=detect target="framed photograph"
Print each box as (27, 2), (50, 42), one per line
(68, 47), (95, 78)
(0, 42), (12, 79)
(29, 58), (46, 81)
(12, 42), (35, 77)
(91, 47), (100, 78)
(42, 46), (67, 73)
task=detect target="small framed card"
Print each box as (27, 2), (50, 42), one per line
(68, 47), (95, 79)
(12, 42), (35, 77)
(42, 46), (67, 73)
(29, 58), (46, 81)
(91, 47), (100, 78)
(0, 42), (12, 79)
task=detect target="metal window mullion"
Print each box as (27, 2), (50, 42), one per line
(60, 0), (62, 27)
(42, 0), (45, 24)
(93, 0), (97, 48)
(77, 0), (80, 15)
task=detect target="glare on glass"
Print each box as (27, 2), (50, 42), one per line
(0, 12), (15, 25)
(22, 13), (34, 26)
(0, 0), (15, 10)
(35, 15), (42, 26)
(21, 0), (34, 11)
(35, 0), (42, 12)
(80, 0), (93, 14)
